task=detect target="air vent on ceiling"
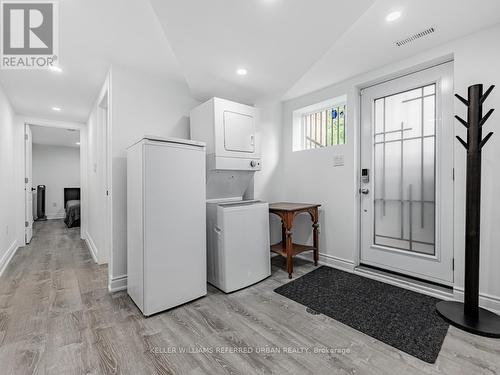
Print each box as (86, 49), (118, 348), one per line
(395, 27), (435, 47)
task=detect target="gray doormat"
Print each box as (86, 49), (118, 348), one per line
(274, 266), (449, 363)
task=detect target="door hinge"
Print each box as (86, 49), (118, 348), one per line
(25, 177), (29, 183)
(452, 168), (455, 181)
(106, 190), (109, 196)
(452, 258), (455, 271)
(25, 221), (29, 228)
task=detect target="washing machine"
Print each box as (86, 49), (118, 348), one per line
(206, 200), (271, 293)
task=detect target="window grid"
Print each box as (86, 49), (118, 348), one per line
(302, 104), (345, 150)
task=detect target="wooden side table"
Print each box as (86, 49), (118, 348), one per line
(269, 202), (321, 278)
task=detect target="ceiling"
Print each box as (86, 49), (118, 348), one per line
(31, 125), (80, 148)
(0, 0), (185, 123)
(148, 0), (375, 104)
(1, 0), (500, 122)
(283, 0), (500, 100)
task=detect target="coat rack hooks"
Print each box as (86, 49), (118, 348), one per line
(480, 85), (495, 104)
(436, 84), (500, 338)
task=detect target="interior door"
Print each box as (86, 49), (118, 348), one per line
(360, 63), (454, 285)
(223, 111), (255, 153)
(25, 124), (34, 244)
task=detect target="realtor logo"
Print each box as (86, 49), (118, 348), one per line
(1, 1), (58, 69)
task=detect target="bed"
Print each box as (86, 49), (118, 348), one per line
(64, 188), (81, 228)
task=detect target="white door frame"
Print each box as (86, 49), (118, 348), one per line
(358, 61), (454, 286)
(24, 124), (33, 244)
(93, 72), (113, 289)
(97, 90), (111, 266)
(21, 119), (86, 241)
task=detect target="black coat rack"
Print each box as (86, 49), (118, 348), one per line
(436, 84), (500, 338)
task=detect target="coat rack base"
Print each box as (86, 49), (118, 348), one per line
(436, 301), (500, 338)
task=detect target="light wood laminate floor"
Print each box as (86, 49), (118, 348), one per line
(0, 220), (499, 374)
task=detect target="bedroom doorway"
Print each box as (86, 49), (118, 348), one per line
(25, 124), (82, 241)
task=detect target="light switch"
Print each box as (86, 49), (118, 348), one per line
(333, 154), (345, 167)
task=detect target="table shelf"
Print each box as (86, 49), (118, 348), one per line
(269, 202), (321, 278)
(271, 242), (317, 257)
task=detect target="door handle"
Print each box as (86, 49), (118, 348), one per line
(360, 188), (369, 195)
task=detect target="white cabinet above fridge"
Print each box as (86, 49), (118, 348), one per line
(190, 97), (261, 171)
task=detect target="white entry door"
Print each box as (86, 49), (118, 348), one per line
(360, 63), (454, 285)
(25, 124), (34, 244)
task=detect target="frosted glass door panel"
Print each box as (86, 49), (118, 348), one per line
(373, 84), (436, 255)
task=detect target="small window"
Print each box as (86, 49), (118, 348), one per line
(292, 96), (347, 152)
(301, 104), (346, 150)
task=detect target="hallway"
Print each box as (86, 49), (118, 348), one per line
(1, 221), (500, 375)
(0, 220), (110, 374)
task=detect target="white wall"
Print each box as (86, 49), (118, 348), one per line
(85, 79), (109, 265)
(107, 65), (200, 291)
(254, 100), (284, 203)
(32, 144), (80, 219)
(453, 25), (500, 308)
(253, 100), (285, 244)
(283, 79), (359, 270)
(281, 24), (500, 310)
(0, 83), (18, 275)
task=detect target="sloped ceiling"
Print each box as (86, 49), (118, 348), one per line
(284, 0), (500, 100)
(148, 0), (375, 104)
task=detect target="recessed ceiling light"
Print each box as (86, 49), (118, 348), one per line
(76, 142), (80, 145)
(386, 11), (401, 22)
(236, 68), (248, 76)
(52, 107), (61, 111)
(49, 66), (62, 73)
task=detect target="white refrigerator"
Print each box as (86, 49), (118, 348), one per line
(127, 137), (206, 316)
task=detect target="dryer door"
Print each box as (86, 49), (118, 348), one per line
(223, 111), (255, 153)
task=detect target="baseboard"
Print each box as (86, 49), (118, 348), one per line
(453, 287), (500, 315)
(296, 251), (355, 272)
(297, 251), (500, 315)
(298, 252), (451, 300)
(84, 234), (98, 263)
(354, 266), (454, 301)
(0, 240), (18, 277)
(109, 274), (127, 293)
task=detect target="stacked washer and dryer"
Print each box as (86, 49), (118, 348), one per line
(126, 98), (271, 317)
(190, 98), (271, 293)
